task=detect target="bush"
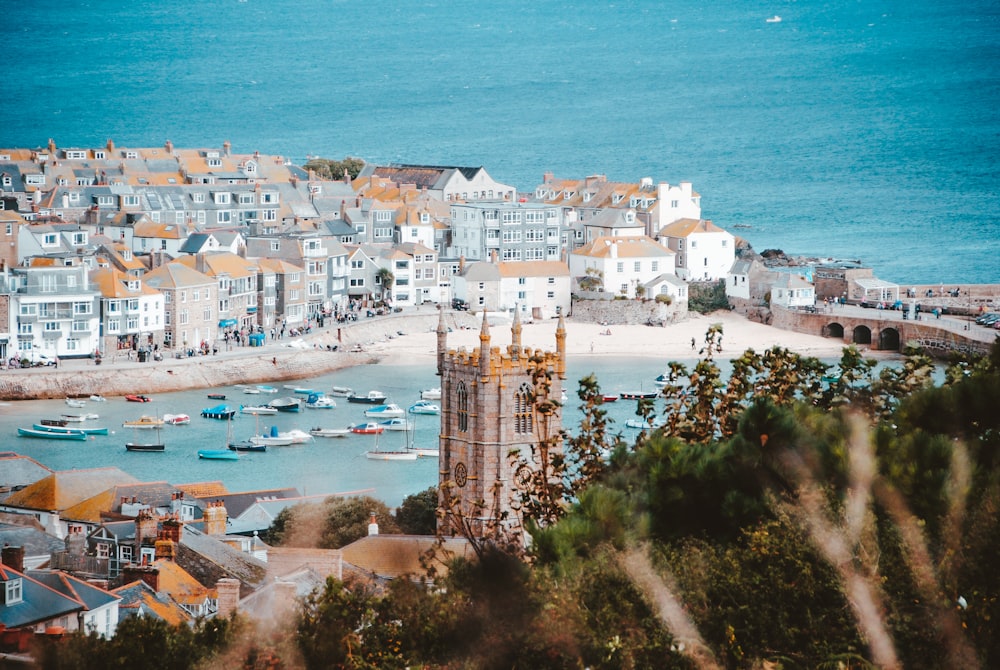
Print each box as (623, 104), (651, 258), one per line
(688, 280), (729, 314)
(654, 294), (673, 305)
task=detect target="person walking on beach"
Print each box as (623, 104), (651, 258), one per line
(691, 337), (696, 350)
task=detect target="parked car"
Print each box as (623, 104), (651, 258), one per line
(452, 298), (469, 311)
(20, 353), (56, 367)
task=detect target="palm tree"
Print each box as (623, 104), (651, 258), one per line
(376, 267), (395, 303)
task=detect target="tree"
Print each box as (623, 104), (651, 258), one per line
(395, 486), (438, 535)
(321, 496), (399, 549)
(578, 267), (604, 292)
(376, 267), (395, 303)
(301, 156), (365, 181)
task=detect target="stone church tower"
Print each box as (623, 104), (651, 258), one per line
(436, 308), (566, 537)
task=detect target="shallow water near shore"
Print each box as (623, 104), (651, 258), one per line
(2, 354), (878, 507)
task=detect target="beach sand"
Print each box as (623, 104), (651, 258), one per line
(367, 311), (868, 364)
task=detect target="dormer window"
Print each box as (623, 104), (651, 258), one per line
(72, 232), (87, 245)
(65, 150), (87, 160)
(42, 233), (58, 246)
(94, 150), (106, 159)
(127, 280), (140, 291)
(260, 191), (278, 204)
(192, 192), (205, 203)
(244, 161), (257, 174)
(1, 174), (10, 187)
(125, 151), (138, 159)
(3, 577), (23, 605)
(213, 192), (231, 205)
(207, 158), (222, 168)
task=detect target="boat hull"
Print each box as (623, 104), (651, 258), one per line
(198, 449), (239, 460)
(18, 427), (87, 440)
(309, 428), (351, 438)
(32, 423), (108, 436)
(365, 450), (418, 461)
(125, 443), (164, 452)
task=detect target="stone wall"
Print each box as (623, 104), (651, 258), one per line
(570, 297), (687, 326)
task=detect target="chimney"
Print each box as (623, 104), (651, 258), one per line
(122, 565), (159, 592)
(65, 527), (86, 557)
(367, 514), (379, 536)
(154, 536), (175, 561)
(223, 140), (231, 156)
(162, 516), (182, 543)
(459, 255), (465, 273)
(48, 138), (56, 155)
(1, 545), (25, 573)
(135, 509), (159, 548)
(543, 171), (553, 184)
(164, 140), (173, 155)
(106, 138), (115, 154)
(216, 578), (241, 618)
(203, 500), (228, 536)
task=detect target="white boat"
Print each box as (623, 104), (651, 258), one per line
(766, 15), (782, 23)
(89, 394), (106, 402)
(365, 430), (417, 461)
(249, 433), (296, 447)
(256, 385), (279, 394)
(330, 386), (354, 397)
(409, 446), (440, 458)
(279, 428), (314, 444)
(241, 404), (278, 415)
(62, 413), (99, 422)
(407, 400), (440, 415)
(162, 413), (191, 425)
(65, 398), (87, 408)
(242, 387), (261, 395)
(309, 427), (351, 438)
(365, 403), (405, 419)
(304, 394), (336, 409)
(123, 415), (165, 429)
(379, 417), (413, 431)
(420, 388), (441, 400)
(348, 390), (388, 404)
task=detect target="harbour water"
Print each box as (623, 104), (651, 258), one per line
(1, 1), (997, 284)
(2, 357), (703, 507)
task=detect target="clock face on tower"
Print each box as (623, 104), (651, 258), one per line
(454, 462), (468, 487)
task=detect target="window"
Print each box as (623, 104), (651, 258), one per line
(73, 302), (91, 315)
(652, 261), (658, 272)
(217, 210), (231, 224)
(73, 320), (88, 332)
(193, 192), (206, 203)
(375, 210), (392, 222)
(678, 239), (684, 250)
(42, 233), (58, 246)
(621, 283), (628, 294)
(121, 195), (139, 207)
(4, 578), (23, 605)
(616, 262), (624, 273)
(517, 291), (526, 300)
(107, 318), (120, 332)
(704, 258), (708, 266)
(634, 261), (641, 272)
(238, 193), (255, 205)
(690, 240), (697, 249)
(45, 322), (60, 332)
(262, 209), (277, 221)
(350, 278), (365, 287)
(213, 192), (230, 205)
(547, 291), (555, 298)
(457, 382), (468, 432)
(514, 382), (533, 434)
(261, 191), (278, 204)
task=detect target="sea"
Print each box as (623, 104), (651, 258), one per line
(1, 0), (997, 285)
(1, 357), (707, 507)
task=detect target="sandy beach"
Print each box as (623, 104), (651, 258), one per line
(367, 311), (868, 364)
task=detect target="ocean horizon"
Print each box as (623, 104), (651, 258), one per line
(1, 0), (997, 284)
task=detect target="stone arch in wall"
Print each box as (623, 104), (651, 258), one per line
(823, 322), (845, 339)
(853, 325), (872, 345)
(878, 327), (901, 352)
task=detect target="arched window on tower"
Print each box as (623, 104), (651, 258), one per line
(514, 382), (534, 434)
(457, 382), (468, 432)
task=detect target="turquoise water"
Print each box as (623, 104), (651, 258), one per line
(1, 0), (997, 283)
(1, 358), (690, 507)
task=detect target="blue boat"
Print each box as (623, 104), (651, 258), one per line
(32, 423), (109, 436)
(198, 449), (239, 461)
(18, 427), (87, 440)
(201, 405), (237, 420)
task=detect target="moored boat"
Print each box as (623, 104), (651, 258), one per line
(123, 416), (165, 429)
(32, 423), (108, 436)
(379, 417), (413, 431)
(18, 427), (87, 440)
(408, 446), (440, 458)
(364, 403), (405, 419)
(198, 449), (239, 461)
(329, 386), (354, 397)
(365, 448), (418, 461)
(619, 391), (658, 400)
(242, 387), (261, 395)
(601, 395), (618, 402)
(407, 400), (440, 415)
(309, 427), (351, 438)
(304, 393), (336, 409)
(420, 388), (441, 400)
(347, 390), (388, 404)
(89, 394), (106, 402)
(163, 413), (191, 425)
(207, 393), (227, 400)
(256, 385), (279, 394)
(62, 413), (100, 422)
(40, 418), (69, 427)
(240, 404), (278, 416)
(125, 442), (165, 452)
(125, 394), (152, 403)
(65, 398), (86, 408)
(229, 440), (267, 452)
(201, 404), (237, 420)
(350, 422), (384, 435)
(268, 397), (302, 412)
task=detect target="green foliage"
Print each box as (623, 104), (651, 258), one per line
(320, 496), (399, 549)
(394, 486), (438, 535)
(33, 615), (243, 670)
(301, 156), (365, 181)
(578, 267), (604, 291)
(654, 293), (673, 304)
(687, 279), (729, 314)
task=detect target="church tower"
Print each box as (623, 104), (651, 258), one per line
(437, 309), (566, 537)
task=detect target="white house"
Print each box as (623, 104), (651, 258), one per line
(569, 235), (676, 299)
(8, 264), (101, 360)
(769, 273), (816, 309)
(656, 218), (735, 282)
(453, 260), (570, 319)
(726, 259), (754, 301)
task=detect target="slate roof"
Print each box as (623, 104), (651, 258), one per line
(193, 488), (301, 518)
(27, 570), (120, 611)
(0, 523), (64, 560)
(0, 564), (82, 628)
(4, 468), (141, 512)
(177, 525), (268, 594)
(112, 579), (192, 625)
(61, 481), (182, 524)
(0, 452), (52, 492)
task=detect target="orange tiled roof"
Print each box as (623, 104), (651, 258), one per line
(152, 558), (216, 605)
(657, 218), (725, 238)
(572, 235), (675, 260)
(175, 481), (229, 498)
(4, 467), (141, 512)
